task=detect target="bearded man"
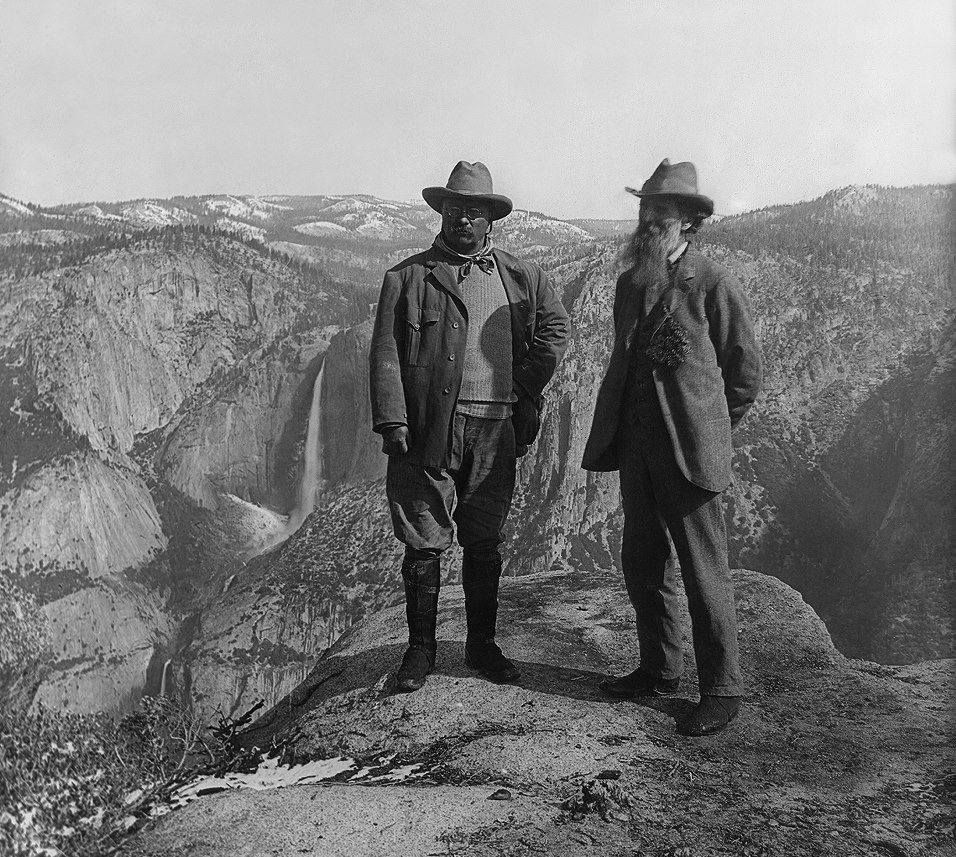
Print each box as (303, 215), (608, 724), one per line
(582, 159), (762, 737)
(370, 161), (570, 693)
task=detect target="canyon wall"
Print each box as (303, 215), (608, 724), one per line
(0, 231), (342, 712)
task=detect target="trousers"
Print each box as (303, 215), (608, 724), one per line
(386, 411), (517, 559)
(619, 392), (742, 697)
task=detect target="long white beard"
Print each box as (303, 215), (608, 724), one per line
(620, 217), (683, 285)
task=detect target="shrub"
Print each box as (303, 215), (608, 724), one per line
(0, 696), (262, 857)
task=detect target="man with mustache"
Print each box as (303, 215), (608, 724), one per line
(370, 161), (570, 692)
(582, 159), (762, 736)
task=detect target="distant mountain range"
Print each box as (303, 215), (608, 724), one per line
(0, 190), (600, 247)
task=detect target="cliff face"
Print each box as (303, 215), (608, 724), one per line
(0, 230), (345, 712)
(172, 479), (402, 719)
(320, 320), (385, 488)
(815, 322), (955, 661)
(0, 575), (50, 714)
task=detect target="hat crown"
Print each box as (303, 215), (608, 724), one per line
(625, 157), (715, 217)
(422, 160), (513, 219)
(640, 159), (700, 196)
(445, 161), (495, 195)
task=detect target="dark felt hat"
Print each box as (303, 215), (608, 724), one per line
(422, 161), (513, 220)
(625, 158), (714, 217)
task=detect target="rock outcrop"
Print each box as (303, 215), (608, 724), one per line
(0, 230), (345, 712)
(0, 575), (50, 714)
(320, 320), (384, 488)
(831, 321), (955, 661)
(171, 478), (402, 719)
(123, 569), (955, 857)
(0, 452), (171, 712)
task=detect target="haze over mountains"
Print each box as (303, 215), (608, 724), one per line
(0, 183), (951, 717)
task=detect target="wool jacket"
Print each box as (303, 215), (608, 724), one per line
(581, 245), (762, 491)
(369, 246), (570, 468)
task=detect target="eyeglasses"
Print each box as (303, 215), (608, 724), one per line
(442, 205), (489, 221)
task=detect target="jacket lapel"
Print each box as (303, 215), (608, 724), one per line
(424, 249), (464, 305)
(676, 248), (697, 291)
(642, 276), (663, 318)
(493, 250), (532, 352)
(644, 246), (698, 317)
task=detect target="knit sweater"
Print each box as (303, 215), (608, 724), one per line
(456, 260), (515, 419)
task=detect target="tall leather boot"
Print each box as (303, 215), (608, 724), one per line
(462, 549), (520, 684)
(395, 555), (440, 692)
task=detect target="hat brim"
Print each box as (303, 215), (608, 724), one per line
(625, 187), (714, 218)
(422, 187), (513, 220)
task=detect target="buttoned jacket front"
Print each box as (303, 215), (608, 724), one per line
(369, 246), (570, 468)
(581, 245), (762, 491)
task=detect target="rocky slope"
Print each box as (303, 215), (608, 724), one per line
(0, 226), (349, 712)
(320, 320), (384, 488)
(122, 569), (955, 857)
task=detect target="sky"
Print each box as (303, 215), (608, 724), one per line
(1, 1), (952, 218)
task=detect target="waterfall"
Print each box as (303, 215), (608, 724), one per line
(243, 359), (326, 558)
(159, 659), (172, 697)
(289, 361), (326, 531)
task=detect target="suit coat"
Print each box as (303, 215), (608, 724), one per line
(581, 245), (762, 492)
(369, 246), (570, 468)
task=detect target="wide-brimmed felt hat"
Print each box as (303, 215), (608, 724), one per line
(423, 161), (513, 220)
(626, 158), (714, 217)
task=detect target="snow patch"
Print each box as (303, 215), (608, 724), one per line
(214, 218), (266, 242)
(506, 210), (592, 241)
(167, 754), (424, 812)
(0, 194), (32, 215)
(121, 201), (195, 228)
(0, 229), (84, 246)
(832, 185), (879, 213)
(294, 220), (349, 236)
(72, 204), (123, 222)
(204, 195), (291, 220)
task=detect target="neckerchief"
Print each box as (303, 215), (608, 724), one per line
(433, 233), (495, 280)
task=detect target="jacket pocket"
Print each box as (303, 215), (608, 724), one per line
(405, 308), (440, 367)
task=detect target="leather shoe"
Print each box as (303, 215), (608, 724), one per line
(395, 646), (433, 692)
(465, 641), (520, 683)
(676, 695), (741, 736)
(599, 667), (681, 698)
